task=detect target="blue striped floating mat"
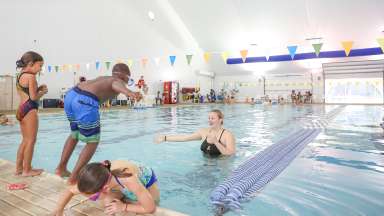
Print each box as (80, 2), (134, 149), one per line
(210, 128), (321, 212)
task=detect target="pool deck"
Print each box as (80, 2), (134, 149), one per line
(0, 159), (187, 216)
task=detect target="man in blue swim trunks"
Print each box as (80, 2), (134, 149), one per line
(55, 63), (141, 184)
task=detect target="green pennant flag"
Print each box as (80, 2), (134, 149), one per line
(105, 61), (111, 70)
(54, 65), (59, 72)
(312, 43), (323, 57)
(186, 54), (193, 65)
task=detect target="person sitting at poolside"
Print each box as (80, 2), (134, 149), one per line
(0, 114), (14, 126)
(53, 160), (158, 216)
(155, 109), (236, 156)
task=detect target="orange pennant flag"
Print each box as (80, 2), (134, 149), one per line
(203, 52), (211, 63)
(341, 41), (354, 56)
(75, 64), (80, 71)
(240, 50), (248, 62)
(141, 58), (148, 68)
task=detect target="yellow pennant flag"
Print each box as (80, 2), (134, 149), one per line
(63, 64), (68, 72)
(341, 41), (354, 56)
(240, 50), (248, 62)
(116, 59), (123, 63)
(127, 59), (133, 68)
(377, 38), (384, 53)
(221, 51), (229, 63)
(204, 52), (211, 63)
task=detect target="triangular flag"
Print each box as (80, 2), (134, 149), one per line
(341, 41), (354, 56)
(105, 61), (111, 70)
(127, 59), (133, 68)
(221, 51), (229, 63)
(63, 64), (68, 72)
(116, 59), (123, 63)
(95, 61), (100, 70)
(240, 50), (248, 62)
(312, 43), (323, 57)
(68, 64), (73, 71)
(154, 57), (160, 66)
(86, 63), (90, 71)
(287, 45), (298, 59)
(169, 56), (176, 66)
(186, 54), (193, 65)
(75, 64), (80, 71)
(141, 58), (148, 68)
(203, 52), (211, 63)
(377, 38), (384, 53)
(54, 65), (59, 72)
(48, 65), (52, 73)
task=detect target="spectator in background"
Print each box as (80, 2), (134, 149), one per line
(79, 76), (86, 83)
(155, 91), (163, 105)
(137, 75), (145, 89)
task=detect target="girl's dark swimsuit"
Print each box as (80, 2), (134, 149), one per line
(200, 129), (225, 156)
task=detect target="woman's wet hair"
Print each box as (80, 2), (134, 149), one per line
(210, 109), (224, 125)
(16, 51), (43, 69)
(77, 160), (132, 194)
(112, 63), (130, 76)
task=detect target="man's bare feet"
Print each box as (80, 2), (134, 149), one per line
(55, 169), (71, 178)
(21, 168), (43, 177)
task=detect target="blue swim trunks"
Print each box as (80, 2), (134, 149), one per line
(64, 86), (100, 143)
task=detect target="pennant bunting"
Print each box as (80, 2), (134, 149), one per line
(287, 45), (298, 59)
(75, 64), (80, 71)
(86, 63), (90, 71)
(312, 43), (323, 57)
(48, 65), (52, 73)
(341, 41), (354, 56)
(221, 51), (229, 63)
(377, 38), (384, 53)
(95, 61), (100, 70)
(141, 58), (148, 68)
(127, 59), (133, 68)
(54, 65), (59, 72)
(169, 56), (176, 66)
(240, 50), (248, 62)
(186, 54), (193, 65)
(154, 57), (160, 66)
(105, 61), (111, 70)
(203, 52), (211, 63)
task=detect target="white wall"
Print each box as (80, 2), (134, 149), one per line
(0, 0), (210, 98)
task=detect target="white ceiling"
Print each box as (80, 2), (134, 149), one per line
(164, 0), (384, 75)
(168, 0), (384, 53)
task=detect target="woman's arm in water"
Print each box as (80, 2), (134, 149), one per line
(154, 129), (205, 144)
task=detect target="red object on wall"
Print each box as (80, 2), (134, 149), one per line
(163, 81), (179, 104)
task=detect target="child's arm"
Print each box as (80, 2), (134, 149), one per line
(112, 80), (142, 101)
(105, 177), (156, 214)
(53, 185), (78, 215)
(27, 75), (47, 100)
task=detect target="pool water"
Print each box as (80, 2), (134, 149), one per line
(1, 104), (383, 216)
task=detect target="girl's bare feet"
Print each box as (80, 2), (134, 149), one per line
(14, 169), (22, 176)
(22, 168), (43, 177)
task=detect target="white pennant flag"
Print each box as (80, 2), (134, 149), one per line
(154, 57), (160, 66)
(86, 63), (90, 71)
